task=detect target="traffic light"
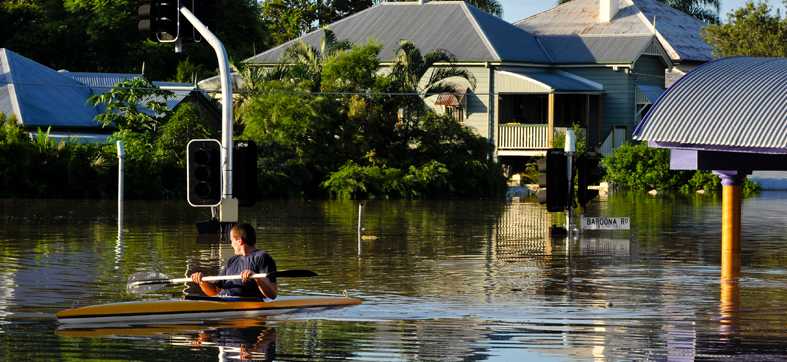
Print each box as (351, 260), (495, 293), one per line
(179, 0), (201, 43)
(546, 149), (569, 212)
(138, 0), (180, 42)
(233, 141), (257, 207)
(577, 152), (601, 208)
(187, 139), (222, 207)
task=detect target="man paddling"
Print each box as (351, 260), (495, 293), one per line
(191, 223), (278, 299)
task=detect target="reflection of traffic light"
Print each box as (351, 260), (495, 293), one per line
(546, 149), (568, 212)
(138, 0), (180, 42)
(187, 139), (221, 207)
(577, 152), (601, 207)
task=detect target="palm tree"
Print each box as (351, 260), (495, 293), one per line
(661, 0), (720, 23)
(388, 40), (477, 124)
(277, 28), (353, 90)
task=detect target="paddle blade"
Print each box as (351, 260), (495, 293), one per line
(126, 272), (175, 294)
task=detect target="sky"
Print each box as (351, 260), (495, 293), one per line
(499, 0), (787, 23)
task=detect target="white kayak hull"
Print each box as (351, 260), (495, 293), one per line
(57, 295), (361, 325)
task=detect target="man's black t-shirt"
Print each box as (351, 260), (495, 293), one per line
(215, 249), (277, 298)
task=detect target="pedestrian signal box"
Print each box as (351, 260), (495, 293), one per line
(546, 149), (569, 212)
(187, 139), (221, 207)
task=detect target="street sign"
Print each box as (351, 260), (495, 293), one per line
(581, 216), (630, 230)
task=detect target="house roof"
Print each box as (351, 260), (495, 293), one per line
(536, 34), (657, 64)
(0, 48), (99, 128)
(497, 68), (603, 92)
(633, 57), (787, 153)
(245, 1), (551, 65)
(515, 0), (712, 63)
(0, 49), (200, 131)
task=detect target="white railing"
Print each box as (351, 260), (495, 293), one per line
(498, 124), (570, 150)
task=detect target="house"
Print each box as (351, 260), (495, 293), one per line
(516, 0), (713, 87)
(209, 1), (708, 160)
(0, 48), (218, 143)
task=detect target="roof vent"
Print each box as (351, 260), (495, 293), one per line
(599, 0), (619, 23)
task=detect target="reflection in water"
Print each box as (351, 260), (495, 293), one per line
(1, 196), (787, 360)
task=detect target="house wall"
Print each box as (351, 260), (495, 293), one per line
(562, 67), (634, 140)
(633, 55), (667, 87)
(422, 65), (492, 139)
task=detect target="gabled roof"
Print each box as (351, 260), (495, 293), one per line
(536, 34), (657, 64)
(515, 0), (712, 63)
(0, 49), (201, 130)
(0, 48), (99, 128)
(246, 1), (551, 65)
(633, 57), (787, 153)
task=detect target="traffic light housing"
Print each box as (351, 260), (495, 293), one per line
(138, 0), (180, 42)
(187, 139), (222, 207)
(546, 149), (569, 212)
(233, 141), (257, 207)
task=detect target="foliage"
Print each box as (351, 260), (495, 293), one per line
(238, 35), (503, 199)
(0, 114), (116, 198)
(703, 1), (787, 57)
(660, 0), (720, 23)
(603, 142), (690, 191)
(602, 142), (760, 196)
(155, 103), (214, 168)
(0, 0), (267, 80)
(89, 78), (173, 134)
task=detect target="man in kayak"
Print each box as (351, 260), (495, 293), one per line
(190, 223), (278, 299)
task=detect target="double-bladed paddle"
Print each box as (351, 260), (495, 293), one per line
(127, 270), (318, 294)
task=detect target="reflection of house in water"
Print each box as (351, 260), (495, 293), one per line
(493, 202), (553, 260)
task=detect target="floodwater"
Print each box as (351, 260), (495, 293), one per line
(0, 193), (786, 361)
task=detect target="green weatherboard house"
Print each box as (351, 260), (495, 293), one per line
(207, 0), (711, 160)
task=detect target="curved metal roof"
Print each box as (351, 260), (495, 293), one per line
(633, 57), (787, 153)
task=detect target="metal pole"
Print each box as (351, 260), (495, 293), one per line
(357, 202), (363, 256)
(564, 130), (576, 237)
(116, 141), (125, 230)
(179, 7), (238, 222)
(116, 141), (125, 269)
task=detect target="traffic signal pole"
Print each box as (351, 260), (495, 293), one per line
(179, 7), (238, 223)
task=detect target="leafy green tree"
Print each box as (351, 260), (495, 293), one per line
(703, 1), (787, 57)
(89, 78), (173, 135)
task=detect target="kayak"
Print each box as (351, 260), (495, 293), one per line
(57, 295), (362, 325)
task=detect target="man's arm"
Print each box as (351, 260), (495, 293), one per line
(240, 270), (277, 299)
(191, 272), (220, 297)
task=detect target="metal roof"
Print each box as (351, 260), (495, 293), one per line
(633, 57), (787, 152)
(245, 1), (550, 64)
(515, 0), (712, 63)
(536, 34), (655, 64)
(497, 68), (603, 92)
(0, 49), (99, 128)
(636, 83), (663, 103)
(0, 49), (199, 130)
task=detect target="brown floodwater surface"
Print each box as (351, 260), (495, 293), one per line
(0, 193), (785, 360)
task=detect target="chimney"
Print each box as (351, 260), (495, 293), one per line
(599, 0), (619, 23)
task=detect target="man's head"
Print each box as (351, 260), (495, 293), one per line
(230, 223), (256, 254)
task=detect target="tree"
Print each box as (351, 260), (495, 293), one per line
(703, 1), (787, 57)
(89, 78), (173, 135)
(660, 0), (720, 23)
(388, 40), (476, 117)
